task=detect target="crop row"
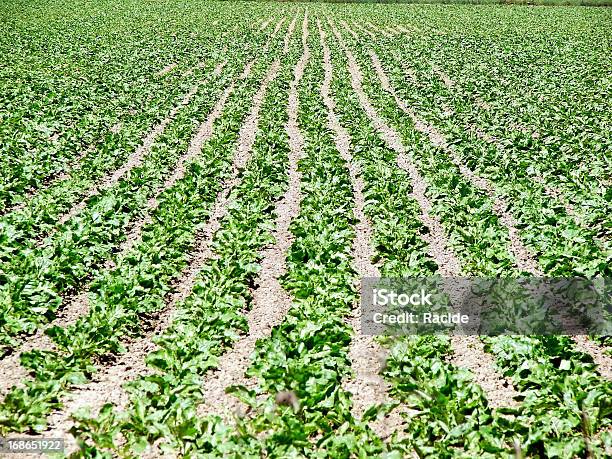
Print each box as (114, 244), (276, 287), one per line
(74, 15), (389, 457)
(0, 3), (609, 457)
(326, 19), (513, 457)
(218, 22), (386, 457)
(356, 12), (610, 242)
(65, 12), (611, 457)
(350, 19), (609, 278)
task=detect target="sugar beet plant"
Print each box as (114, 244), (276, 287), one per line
(0, 0), (610, 457)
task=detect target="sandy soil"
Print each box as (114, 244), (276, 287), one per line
(155, 62), (178, 77)
(319, 22), (406, 438)
(198, 16), (308, 423)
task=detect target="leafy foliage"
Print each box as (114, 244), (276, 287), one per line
(0, 2), (610, 457)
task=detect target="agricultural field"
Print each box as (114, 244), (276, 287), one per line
(0, 0), (611, 457)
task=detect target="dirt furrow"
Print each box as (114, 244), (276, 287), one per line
(339, 20), (358, 40)
(395, 55), (573, 223)
(469, 127), (579, 218)
(259, 17), (272, 32)
(1, 145), (95, 218)
(363, 41), (611, 383)
(0, 294), (92, 397)
(155, 62), (178, 77)
(368, 49), (541, 276)
(106, 60), (232, 266)
(283, 13), (299, 54)
(271, 16), (286, 39)
(431, 63), (455, 89)
(396, 25), (418, 34)
(331, 21), (520, 409)
(35, 59), (283, 454)
(198, 15), (309, 423)
(351, 21), (376, 39)
(532, 177), (579, 217)
(393, 53), (586, 235)
(187, 55), (226, 78)
(332, 22), (460, 276)
(365, 21), (392, 39)
(261, 17), (286, 55)
(393, 51), (418, 83)
(572, 337), (612, 380)
(359, 47), (537, 406)
(318, 21), (405, 438)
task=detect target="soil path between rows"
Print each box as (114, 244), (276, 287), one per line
(0, 59), (232, 399)
(0, 16), (292, 399)
(318, 20), (406, 439)
(197, 13), (309, 423)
